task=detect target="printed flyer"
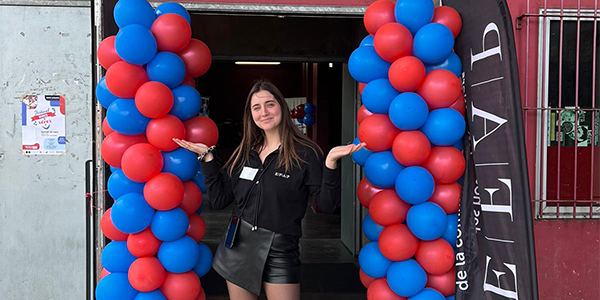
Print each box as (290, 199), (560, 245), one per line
(21, 94), (66, 155)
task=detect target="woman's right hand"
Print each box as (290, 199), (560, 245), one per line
(172, 138), (214, 162)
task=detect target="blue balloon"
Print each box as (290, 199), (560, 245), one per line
(304, 103), (316, 114)
(162, 148), (199, 182)
(101, 241), (137, 273)
(387, 259), (427, 297)
(394, 0), (434, 35)
(111, 193), (155, 234)
(170, 85), (202, 121)
(147, 52), (186, 89)
(155, 2), (191, 24)
(151, 208), (189, 242)
(362, 79), (399, 114)
(389, 93), (429, 130)
(364, 151), (404, 188)
(413, 23), (455, 65)
(395, 167), (435, 205)
(115, 24), (157, 65)
(191, 164), (206, 194)
(360, 35), (374, 47)
(297, 117), (304, 124)
(358, 242), (392, 278)
(351, 137), (372, 167)
(456, 173), (464, 186)
(193, 242), (214, 278)
(107, 99), (150, 136)
(363, 214), (385, 241)
(110, 166), (120, 172)
(426, 52), (463, 77)
(421, 108), (466, 146)
(135, 290), (167, 300)
(407, 202), (448, 240)
(95, 272), (138, 300)
(158, 236), (200, 273)
(108, 169), (145, 200)
(446, 296), (455, 300)
(409, 288), (446, 300)
(303, 114), (315, 126)
(96, 77), (118, 109)
(348, 46), (391, 83)
(114, 0), (155, 29)
(195, 203), (204, 214)
(442, 213), (458, 248)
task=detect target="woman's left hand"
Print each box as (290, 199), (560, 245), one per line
(325, 142), (366, 169)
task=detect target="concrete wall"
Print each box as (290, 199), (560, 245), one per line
(0, 5), (92, 300)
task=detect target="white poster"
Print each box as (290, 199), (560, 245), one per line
(21, 94), (66, 155)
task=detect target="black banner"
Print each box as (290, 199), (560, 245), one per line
(443, 0), (539, 299)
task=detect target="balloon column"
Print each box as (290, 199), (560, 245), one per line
(290, 103), (316, 126)
(96, 1), (215, 300)
(351, 1), (464, 299)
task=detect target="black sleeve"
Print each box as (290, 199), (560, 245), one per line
(200, 158), (235, 210)
(303, 149), (341, 214)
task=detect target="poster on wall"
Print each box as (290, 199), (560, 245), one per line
(21, 94), (66, 155)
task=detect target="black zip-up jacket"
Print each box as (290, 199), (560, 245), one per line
(200, 145), (341, 237)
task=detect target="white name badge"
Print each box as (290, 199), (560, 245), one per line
(240, 166), (259, 181)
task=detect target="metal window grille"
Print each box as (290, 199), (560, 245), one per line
(517, 4), (600, 219)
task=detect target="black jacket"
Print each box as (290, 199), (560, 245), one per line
(200, 145), (341, 237)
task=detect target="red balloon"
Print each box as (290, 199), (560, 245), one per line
(179, 182), (203, 215)
(449, 93), (465, 117)
(151, 14), (192, 52)
(121, 143), (164, 183)
(160, 271), (201, 300)
(389, 56), (426, 92)
(129, 257), (166, 292)
(432, 6), (462, 38)
(423, 147), (465, 183)
(128, 227), (162, 258)
(358, 114), (401, 152)
(360, 268), (377, 288)
(378, 224), (419, 261)
(182, 76), (195, 87)
(178, 39), (212, 78)
(417, 70), (462, 109)
(430, 182), (461, 214)
(105, 61), (149, 99)
(295, 108), (306, 118)
(416, 239), (455, 275)
(364, 0), (396, 35)
(100, 268), (110, 279)
(357, 178), (386, 208)
(359, 82), (367, 94)
(184, 116), (219, 147)
(357, 105), (375, 125)
(392, 131), (431, 166)
(290, 109), (298, 119)
(144, 173), (184, 210)
(367, 279), (407, 300)
(135, 81), (174, 118)
(195, 288), (206, 300)
(101, 132), (146, 168)
(187, 214), (207, 242)
(427, 267), (456, 296)
(374, 23), (413, 62)
(369, 190), (410, 226)
(102, 117), (114, 136)
(100, 208), (128, 241)
(97, 36), (122, 70)
(146, 115), (186, 151)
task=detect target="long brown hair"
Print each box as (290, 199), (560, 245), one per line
(225, 80), (322, 174)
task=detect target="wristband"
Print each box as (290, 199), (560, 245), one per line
(198, 145), (216, 161)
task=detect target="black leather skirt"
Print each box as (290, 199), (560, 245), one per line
(212, 218), (301, 295)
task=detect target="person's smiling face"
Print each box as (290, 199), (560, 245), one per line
(250, 90), (282, 133)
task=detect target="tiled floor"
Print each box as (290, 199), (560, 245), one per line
(201, 199), (366, 299)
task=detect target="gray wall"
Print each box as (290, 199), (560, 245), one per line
(0, 5), (91, 299)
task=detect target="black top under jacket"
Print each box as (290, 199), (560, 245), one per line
(200, 145), (341, 237)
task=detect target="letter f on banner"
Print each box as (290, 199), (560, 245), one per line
(484, 256), (519, 299)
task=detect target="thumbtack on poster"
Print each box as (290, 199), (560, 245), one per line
(21, 94), (66, 155)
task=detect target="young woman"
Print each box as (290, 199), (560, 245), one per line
(174, 80), (364, 300)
